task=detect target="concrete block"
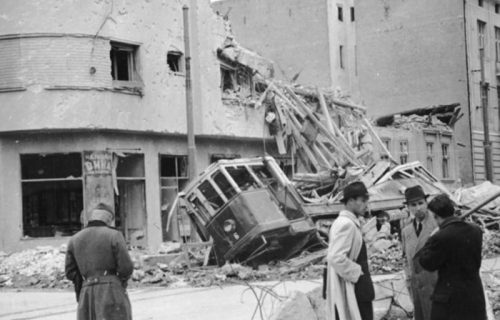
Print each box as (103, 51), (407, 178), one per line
(271, 291), (318, 320)
(307, 287), (327, 320)
(140, 252), (187, 268)
(373, 298), (392, 320)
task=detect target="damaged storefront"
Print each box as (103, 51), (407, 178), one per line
(20, 149), (147, 246)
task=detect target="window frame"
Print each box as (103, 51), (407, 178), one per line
(110, 41), (140, 85)
(20, 152), (84, 238)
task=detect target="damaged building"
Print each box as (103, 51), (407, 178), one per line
(0, 0), (281, 252)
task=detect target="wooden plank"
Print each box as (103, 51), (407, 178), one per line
(362, 117), (398, 164)
(317, 87), (334, 133)
(284, 86), (360, 165)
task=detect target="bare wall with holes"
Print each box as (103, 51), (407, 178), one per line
(0, 0), (267, 138)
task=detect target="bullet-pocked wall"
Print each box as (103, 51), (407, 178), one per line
(0, 0), (275, 251)
(0, 132), (275, 252)
(0, 0), (266, 137)
(356, 0), (474, 184)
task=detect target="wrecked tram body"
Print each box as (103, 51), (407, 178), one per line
(179, 157), (323, 266)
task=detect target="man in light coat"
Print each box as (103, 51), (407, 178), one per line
(401, 185), (437, 320)
(327, 181), (375, 320)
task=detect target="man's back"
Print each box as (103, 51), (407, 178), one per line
(419, 218), (485, 320)
(67, 223), (133, 280)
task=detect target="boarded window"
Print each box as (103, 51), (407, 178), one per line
(110, 42), (138, 81)
(478, 20), (486, 51)
(21, 153), (83, 238)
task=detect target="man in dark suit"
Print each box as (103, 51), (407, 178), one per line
(417, 194), (486, 320)
(65, 203), (134, 320)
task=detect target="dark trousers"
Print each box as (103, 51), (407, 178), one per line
(335, 301), (373, 320)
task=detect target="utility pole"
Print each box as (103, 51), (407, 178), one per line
(480, 49), (493, 181)
(183, 5), (197, 180)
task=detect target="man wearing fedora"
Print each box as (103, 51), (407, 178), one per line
(401, 185), (438, 320)
(326, 181), (375, 320)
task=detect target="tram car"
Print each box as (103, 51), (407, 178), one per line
(179, 156), (323, 266)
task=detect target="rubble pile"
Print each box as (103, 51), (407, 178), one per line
(390, 114), (451, 131)
(369, 243), (405, 275)
(0, 245), (71, 289)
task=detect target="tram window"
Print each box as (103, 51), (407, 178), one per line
(212, 172), (237, 199)
(251, 165), (278, 188)
(226, 166), (259, 191)
(198, 181), (225, 210)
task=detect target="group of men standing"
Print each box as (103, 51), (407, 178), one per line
(63, 181), (488, 320)
(326, 182), (487, 320)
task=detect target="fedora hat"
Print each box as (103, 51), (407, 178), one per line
(341, 181), (369, 203)
(404, 185), (428, 204)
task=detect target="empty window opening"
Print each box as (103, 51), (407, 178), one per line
(381, 138), (391, 160)
(350, 7), (355, 21)
(426, 142), (434, 174)
(339, 45), (345, 69)
(479, 0), (484, 7)
(496, 4), (500, 13)
(221, 65), (236, 91)
(21, 153), (83, 238)
(114, 154), (146, 247)
(442, 144), (450, 178)
(210, 154), (241, 163)
(160, 155), (189, 242)
(399, 140), (409, 164)
(167, 51), (183, 73)
(337, 5), (343, 21)
(110, 42), (138, 81)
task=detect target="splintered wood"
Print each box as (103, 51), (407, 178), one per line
(262, 82), (391, 201)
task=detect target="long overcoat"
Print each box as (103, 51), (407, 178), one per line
(65, 220), (134, 320)
(401, 214), (438, 320)
(326, 210), (364, 320)
(418, 217), (486, 320)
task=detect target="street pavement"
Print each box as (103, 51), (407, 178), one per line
(0, 279), (322, 320)
(2, 256), (500, 320)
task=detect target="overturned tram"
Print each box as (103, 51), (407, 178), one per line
(178, 157), (324, 266)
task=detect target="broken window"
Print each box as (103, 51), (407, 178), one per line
(339, 45), (345, 69)
(442, 144), (450, 179)
(350, 7), (355, 21)
(212, 171), (238, 200)
(399, 140), (409, 164)
(426, 142), (434, 174)
(114, 154), (146, 247)
(221, 64), (236, 91)
(167, 51), (183, 73)
(226, 166), (260, 191)
(110, 42), (138, 81)
(337, 5), (343, 21)
(21, 153), (83, 238)
(160, 155), (189, 241)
